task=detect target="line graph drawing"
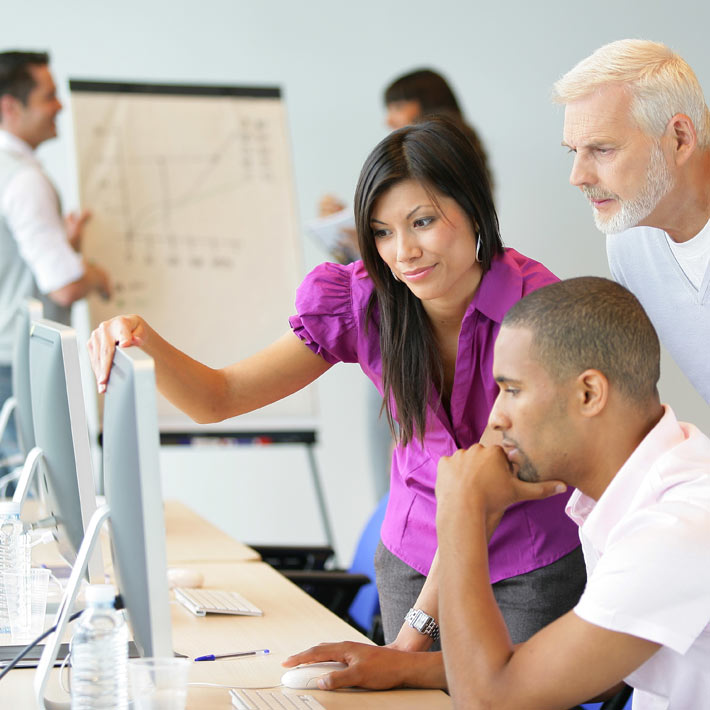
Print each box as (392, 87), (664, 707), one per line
(69, 82), (314, 426)
(77, 101), (277, 271)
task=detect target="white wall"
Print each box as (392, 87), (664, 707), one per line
(7, 0), (710, 563)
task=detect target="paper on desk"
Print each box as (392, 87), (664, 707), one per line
(306, 208), (356, 256)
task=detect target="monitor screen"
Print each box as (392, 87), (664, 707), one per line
(28, 319), (103, 583)
(103, 346), (173, 657)
(12, 298), (43, 456)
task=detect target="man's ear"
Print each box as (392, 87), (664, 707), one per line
(665, 113), (697, 166)
(574, 369), (608, 418)
(0, 93), (21, 124)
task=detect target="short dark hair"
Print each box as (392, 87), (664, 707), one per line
(383, 68), (494, 191)
(503, 277), (660, 404)
(0, 50), (50, 105)
(355, 116), (503, 444)
(384, 68), (462, 116)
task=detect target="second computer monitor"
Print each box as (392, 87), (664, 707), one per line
(103, 346), (173, 657)
(12, 298), (43, 455)
(29, 318), (103, 582)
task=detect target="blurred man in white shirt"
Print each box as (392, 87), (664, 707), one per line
(0, 50), (110, 467)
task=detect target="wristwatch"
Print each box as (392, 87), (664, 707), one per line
(405, 607), (440, 641)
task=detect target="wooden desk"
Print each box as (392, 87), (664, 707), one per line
(175, 561), (451, 709)
(163, 500), (261, 564)
(6, 502), (451, 709)
(25, 499), (260, 571)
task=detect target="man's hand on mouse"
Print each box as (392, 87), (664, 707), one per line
(283, 642), (414, 690)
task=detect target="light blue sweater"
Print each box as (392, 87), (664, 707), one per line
(607, 223), (710, 405)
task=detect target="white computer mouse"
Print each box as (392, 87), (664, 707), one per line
(167, 567), (204, 589)
(281, 662), (348, 689)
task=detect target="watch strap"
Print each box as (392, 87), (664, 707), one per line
(405, 607), (440, 641)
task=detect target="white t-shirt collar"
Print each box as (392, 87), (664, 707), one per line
(665, 214), (710, 256)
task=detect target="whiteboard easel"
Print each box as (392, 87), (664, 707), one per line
(71, 80), (333, 551)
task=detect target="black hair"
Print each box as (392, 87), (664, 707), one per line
(0, 51), (50, 108)
(384, 68), (462, 115)
(354, 116), (503, 445)
(383, 68), (493, 190)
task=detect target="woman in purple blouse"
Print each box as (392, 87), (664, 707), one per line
(89, 117), (584, 689)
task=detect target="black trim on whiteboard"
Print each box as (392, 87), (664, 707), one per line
(69, 79), (281, 99)
(159, 430), (317, 445)
(97, 431), (316, 446)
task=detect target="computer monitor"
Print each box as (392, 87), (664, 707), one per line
(12, 298), (43, 455)
(102, 346), (173, 657)
(28, 319), (103, 582)
(35, 347), (173, 709)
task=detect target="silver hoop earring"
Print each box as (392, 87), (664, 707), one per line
(475, 235), (482, 263)
(390, 269), (400, 282)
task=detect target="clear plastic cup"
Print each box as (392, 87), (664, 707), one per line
(128, 657), (191, 710)
(3, 567), (50, 644)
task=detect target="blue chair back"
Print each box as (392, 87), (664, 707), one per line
(347, 494), (389, 631)
(582, 690), (633, 710)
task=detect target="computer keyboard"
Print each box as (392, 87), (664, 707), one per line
(230, 688), (326, 710)
(174, 587), (263, 617)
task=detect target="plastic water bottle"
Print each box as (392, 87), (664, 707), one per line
(70, 584), (128, 710)
(0, 500), (31, 638)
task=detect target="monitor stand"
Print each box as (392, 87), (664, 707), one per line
(34, 504), (110, 710)
(0, 396), (22, 472)
(12, 446), (44, 510)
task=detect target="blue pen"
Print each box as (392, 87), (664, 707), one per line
(195, 648), (270, 662)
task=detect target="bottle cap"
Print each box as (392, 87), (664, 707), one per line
(0, 501), (21, 516)
(85, 584), (116, 605)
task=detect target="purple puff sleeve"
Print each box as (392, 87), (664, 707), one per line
(289, 262), (363, 365)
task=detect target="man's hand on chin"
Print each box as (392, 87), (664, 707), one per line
(436, 444), (567, 539)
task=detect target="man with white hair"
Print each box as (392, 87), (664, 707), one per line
(553, 39), (710, 404)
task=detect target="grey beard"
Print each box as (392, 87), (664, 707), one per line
(585, 141), (674, 235)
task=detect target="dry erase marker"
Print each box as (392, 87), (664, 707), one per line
(195, 649), (270, 662)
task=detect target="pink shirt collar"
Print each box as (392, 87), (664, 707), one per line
(565, 405), (685, 550)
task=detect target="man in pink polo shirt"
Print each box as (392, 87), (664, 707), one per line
(436, 276), (710, 709)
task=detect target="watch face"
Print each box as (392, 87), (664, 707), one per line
(413, 611), (433, 633)
(406, 608), (439, 639)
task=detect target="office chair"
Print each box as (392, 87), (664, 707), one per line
(340, 494), (387, 637)
(251, 544), (334, 571)
(583, 684), (633, 710)
(252, 494), (389, 642)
